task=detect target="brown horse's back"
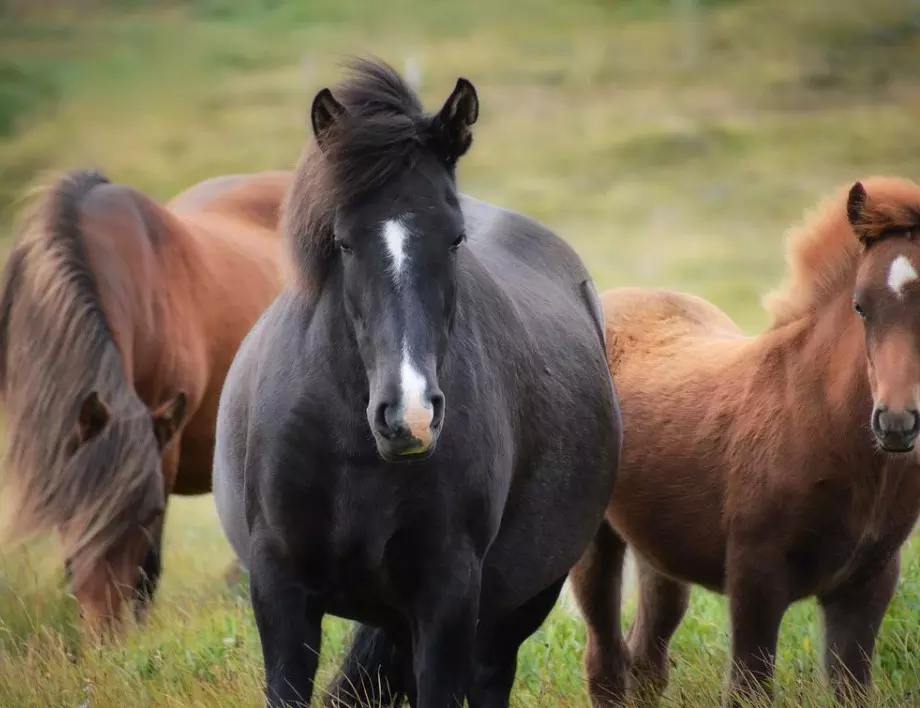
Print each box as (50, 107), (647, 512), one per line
(163, 172), (292, 495)
(166, 170), (290, 227)
(602, 287), (750, 590)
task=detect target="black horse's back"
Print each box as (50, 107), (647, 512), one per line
(213, 57), (620, 708)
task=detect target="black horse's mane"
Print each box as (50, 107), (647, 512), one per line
(284, 57), (449, 297)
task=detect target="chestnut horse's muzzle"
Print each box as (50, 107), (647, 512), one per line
(872, 405), (920, 452)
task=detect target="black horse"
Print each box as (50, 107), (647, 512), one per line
(213, 58), (622, 708)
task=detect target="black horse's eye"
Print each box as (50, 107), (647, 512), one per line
(854, 301), (867, 319)
(335, 238), (354, 255)
(450, 233), (466, 252)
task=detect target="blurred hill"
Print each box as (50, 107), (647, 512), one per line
(1, 0), (919, 331)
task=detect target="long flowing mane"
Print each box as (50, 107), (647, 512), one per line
(283, 58), (441, 298)
(0, 169), (156, 579)
(763, 177), (920, 328)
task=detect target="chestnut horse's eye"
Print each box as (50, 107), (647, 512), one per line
(854, 301), (867, 320)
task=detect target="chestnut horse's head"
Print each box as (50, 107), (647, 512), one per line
(849, 180), (920, 453)
(60, 391), (187, 631)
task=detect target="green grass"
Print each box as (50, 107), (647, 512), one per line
(0, 0), (919, 705)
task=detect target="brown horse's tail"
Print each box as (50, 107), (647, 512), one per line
(0, 169), (110, 389)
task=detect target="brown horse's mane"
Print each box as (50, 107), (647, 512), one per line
(763, 176), (920, 328)
(284, 57), (442, 298)
(0, 169), (158, 580)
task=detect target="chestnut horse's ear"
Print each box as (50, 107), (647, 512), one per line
(311, 88), (347, 152)
(152, 391), (189, 450)
(431, 77), (479, 165)
(847, 181), (869, 241)
(74, 391), (110, 448)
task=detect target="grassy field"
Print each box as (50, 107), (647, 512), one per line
(1, 0), (920, 705)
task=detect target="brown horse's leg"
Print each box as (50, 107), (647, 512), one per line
(819, 553), (900, 705)
(625, 558), (690, 704)
(570, 520), (630, 707)
(725, 560), (788, 708)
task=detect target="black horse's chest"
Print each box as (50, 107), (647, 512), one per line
(262, 451), (468, 615)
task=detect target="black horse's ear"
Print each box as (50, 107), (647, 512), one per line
(74, 391), (110, 449)
(311, 88), (347, 151)
(152, 391), (189, 450)
(431, 78), (479, 165)
(847, 181), (869, 241)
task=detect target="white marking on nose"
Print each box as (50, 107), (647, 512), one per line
(383, 219), (408, 284)
(399, 340), (433, 448)
(888, 255), (918, 297)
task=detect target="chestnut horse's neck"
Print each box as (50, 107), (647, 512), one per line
(767, 289), (880, 472)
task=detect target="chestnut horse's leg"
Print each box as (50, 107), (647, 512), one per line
(724, 560), (788, 708)
(570, 520), (630, 707)
(819, 553), (900, 705)
(625, 558), (690, 704)
(467, 575), (567, 708)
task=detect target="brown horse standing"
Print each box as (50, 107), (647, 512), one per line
(0, 168), (290, 630)
(572, 177), (920, 706)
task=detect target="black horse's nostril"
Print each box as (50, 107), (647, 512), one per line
(374, 401), (396, 439)
(430, 392), (445, 430)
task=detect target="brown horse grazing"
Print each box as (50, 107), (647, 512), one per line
(571, 177), (920, 707)
(0, 168), (290, 631)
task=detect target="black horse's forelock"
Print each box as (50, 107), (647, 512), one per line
(285, 57), (452, 298)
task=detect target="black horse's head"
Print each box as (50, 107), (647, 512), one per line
(288, 59), (479, 462)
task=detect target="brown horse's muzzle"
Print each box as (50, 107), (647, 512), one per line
(872, 404), (920, 453)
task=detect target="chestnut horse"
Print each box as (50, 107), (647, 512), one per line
(0, 168), (290, 630)
(572, 177), (920, 707)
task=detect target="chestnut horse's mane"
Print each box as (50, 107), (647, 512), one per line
(763, 176), (920, 329)
(0, 169), (156, 579)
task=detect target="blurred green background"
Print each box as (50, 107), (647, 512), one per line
(0, 0), (919, 705)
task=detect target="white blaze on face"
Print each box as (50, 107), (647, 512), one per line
(383, 219), (408, 285)
(381, 217), (433, 448)
(887, 254), (919, 298)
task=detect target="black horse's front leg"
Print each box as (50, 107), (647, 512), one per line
(411, 554), (481, 708)
(251, 535), (323, 708)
